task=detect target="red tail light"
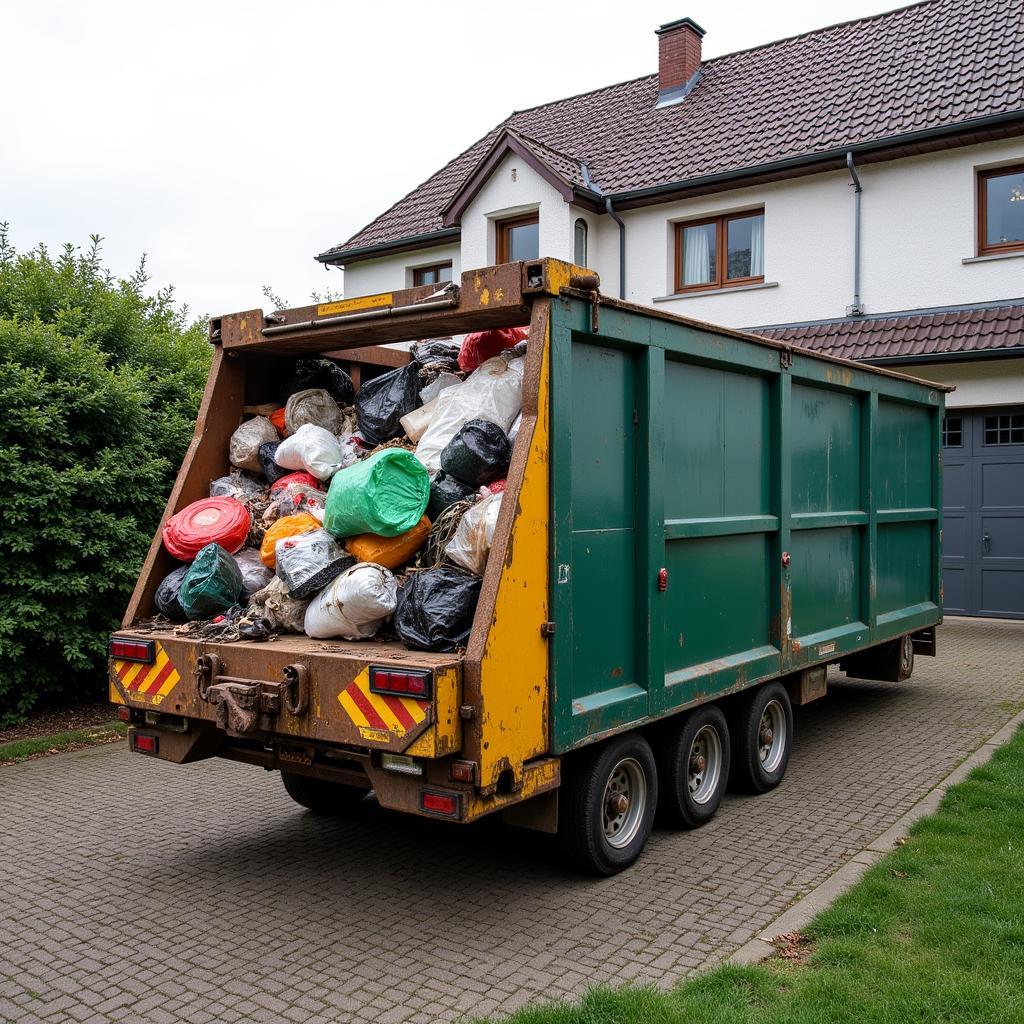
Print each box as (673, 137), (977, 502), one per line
(116, 706), (132, 723)
(132, 733), (158, 754)
(421, 790), (460, 817)
(110, 637), (155, 664)
(370, 666), (431, 700)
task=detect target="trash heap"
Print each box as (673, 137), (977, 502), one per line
(154, 329), (527, 653)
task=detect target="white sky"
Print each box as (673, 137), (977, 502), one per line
(1, 0), (900, 320)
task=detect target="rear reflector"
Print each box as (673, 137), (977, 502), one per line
(449, 760), (475, 783)
(370, 666), (432, 700)
(131, 733), (158, 754)
(116, 706), (132, 723)
(421, 790), (460, 817)
(110, 637), (155, 664)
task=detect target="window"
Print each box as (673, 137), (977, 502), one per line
(497, 214), (539, 263)
(574, 218), (588, 266)
(412, 262), (452, 287)
(978, 164), (1024, 256)
(676, 209), (764, 292)
(983, 413), (1024, 446)
(942, 415), (963, 448)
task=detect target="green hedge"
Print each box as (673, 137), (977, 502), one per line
(0, 227), (211, 724)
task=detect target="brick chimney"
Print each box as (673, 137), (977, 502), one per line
(656, 17), (705, 98)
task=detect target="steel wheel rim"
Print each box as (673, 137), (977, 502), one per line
(687, 724), (722, 805)
(758, 699), (787, 774)
(602, 756), (647, 848)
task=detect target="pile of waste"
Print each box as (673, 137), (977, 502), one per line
(155, 331), (526, 653)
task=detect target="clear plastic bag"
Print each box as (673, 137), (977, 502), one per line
(210, 471), (267, 503)
(284, 388), (346, 436)
(303, 563), (398, 640)
(275, 529), (355, 599)
(445, 492), (502, 575)
(233, 548), (274, 595)
(248, 576), (310, 633)
(229, 416), (279, 473)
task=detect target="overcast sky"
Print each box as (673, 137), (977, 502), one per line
(2, 0), (899, 320)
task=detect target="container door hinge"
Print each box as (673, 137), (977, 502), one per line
(459, 704), (477, 720)
(540, 621), (556, 638)
(780, 349), (793, 369)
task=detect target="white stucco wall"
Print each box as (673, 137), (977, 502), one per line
(340, 242), (460, 299)
(892, 358), (1024, 410)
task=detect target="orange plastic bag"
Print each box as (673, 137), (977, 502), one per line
(259, 512), (320, 568)
(345, 515), (431, 569)
(270, 407), (287, 436)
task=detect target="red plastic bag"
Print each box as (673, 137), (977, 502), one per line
(270, 471), (323, 493)
(269, 407), (287, 436)
(163, 497), (250, 561)
(457, 327), (527, 373)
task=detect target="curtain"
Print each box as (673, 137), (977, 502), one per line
(683, 225), (712, 285)
(750, 215), (764, 277)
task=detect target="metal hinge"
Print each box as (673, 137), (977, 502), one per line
(780, 349), (793, 369)
(540, 621), (556, 638)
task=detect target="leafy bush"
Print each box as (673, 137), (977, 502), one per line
(0, 226), (211, 724)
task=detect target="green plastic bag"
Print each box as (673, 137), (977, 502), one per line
(324, 449), (430, 539)
(180, 543), (244, 619)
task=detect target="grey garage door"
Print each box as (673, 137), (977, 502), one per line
(942, 407), (1024, 618)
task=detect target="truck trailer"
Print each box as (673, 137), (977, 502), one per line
(110, 258), (947, 874)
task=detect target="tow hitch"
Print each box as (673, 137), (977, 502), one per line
(194, 654), (309, 736)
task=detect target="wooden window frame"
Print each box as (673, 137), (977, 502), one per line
(412, 262), (453, 287)
(674, 209), (765, 294)
(496, 213), (539, 264)
(977, 163), (1024, 257)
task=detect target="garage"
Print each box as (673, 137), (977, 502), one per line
(942, 407), (1024, 619)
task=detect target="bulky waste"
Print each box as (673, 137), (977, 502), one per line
(155, 335), (526, 652)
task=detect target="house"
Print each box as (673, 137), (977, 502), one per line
(318, 0), (1024, 619)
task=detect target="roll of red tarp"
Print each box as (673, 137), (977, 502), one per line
(162, 497), (251, 561)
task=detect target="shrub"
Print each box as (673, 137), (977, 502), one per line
(0, 227), (211, 724)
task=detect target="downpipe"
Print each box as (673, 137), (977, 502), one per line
(846, 151), (864, 316)
(605, 196), (626, 299)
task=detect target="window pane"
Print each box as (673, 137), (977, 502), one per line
(508, 220), (539, 262)
(727, 214), (764, 279)
(985, 170), (1024, 247)
(438, 264), (453, 282)
(574, 219), (588, 266)
(416, 267), (438, 286)
(942, 416), (962, 448)
(682, 222), (716, 285)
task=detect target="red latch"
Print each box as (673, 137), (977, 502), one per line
(657, 568), (668, 592)
(782, 551), (791, 567)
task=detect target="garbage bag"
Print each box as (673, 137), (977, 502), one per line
(271, 471), (324, 493)
(445, 492), (502, 575)
(259, 512), (321, 568)
(154, 565), (190, 622)
(163, 497), (251, 561)
(481, 478), (506, 497)
(440, 418), (512, 487)
(275, 529), (356, 599)
(284, 388), (346, 436)
(281, 358), (355, 406)
(274, 423), (348, 480)
(179, 543), (245, 619)
(272, 481), (327, 519)
(411, 340), (461, 367)
(209, 471), (266, 503)
(248, 576), (310, 633)
(427, 472), (477, 521)
(229, 416), (279, 473)
(270, 406), (287, 435)
(419, 371), (462, 405)
(258, 441), (290, 484)
(458, 327), (527, 373)
(414, 355), (524, 474)
(400, 395), (439, 444)
(304, 563), (398, 640)
(393, 566), (482, 652)
(355, 362), (421, 445)
(346, 515), (431, 570)
(233, 548), (274, 595)
(324, 448), (429, 539)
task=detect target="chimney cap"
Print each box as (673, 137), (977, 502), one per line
(655, 16), (706, 37)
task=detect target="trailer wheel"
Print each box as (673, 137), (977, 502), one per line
(281, 771), (368, 814)
(656, 705), (731, 828)
(559, 732), (657, 876)
(729, 683), (793, 794)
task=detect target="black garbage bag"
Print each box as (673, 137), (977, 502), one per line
(440, 418), (512, 487)
(427, 472), (477, 521)
(355, 362), (421, 445)
(393, 566), (482, 652)
(275, 529), (356, 599)
(154, 565), (190, 622)
(281, 358), (355, 406)
(258, 441), (289, 484)
(411, 340), (461, 368)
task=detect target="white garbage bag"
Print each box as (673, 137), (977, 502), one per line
(274, 423), (348, 481)
(303, 562), (398, 640)
(445, 492), (502, 575)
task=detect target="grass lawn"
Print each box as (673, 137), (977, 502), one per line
(485, 726), (1024, 1024)
(0, 720), (127, 764)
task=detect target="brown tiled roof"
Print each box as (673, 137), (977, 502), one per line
(321, 0), (1024, 261)
(751, 302), (1024, 360)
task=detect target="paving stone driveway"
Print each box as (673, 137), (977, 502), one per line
(2, 618), (1023, 1024)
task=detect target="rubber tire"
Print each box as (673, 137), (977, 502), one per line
(281, 771), (368, 814)
(656, 705), (731, 829)
(729, 682), (794, 795)
(558, 732), (658, 876)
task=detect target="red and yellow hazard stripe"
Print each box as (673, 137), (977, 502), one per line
(339, 670), (428, 742)
(112, 643), (181, 704)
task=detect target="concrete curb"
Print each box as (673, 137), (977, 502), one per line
(728, 706), (1024, 967)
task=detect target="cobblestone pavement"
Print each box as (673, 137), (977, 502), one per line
(2, 618), (1022, 1024)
